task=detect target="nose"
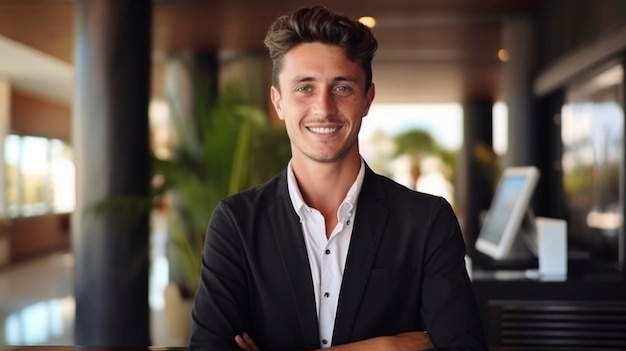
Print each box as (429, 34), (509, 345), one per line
(313, 89), (338, 116)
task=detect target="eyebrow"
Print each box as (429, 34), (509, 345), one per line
(289, 76), (314, 85)
(289, 75), (358, 85)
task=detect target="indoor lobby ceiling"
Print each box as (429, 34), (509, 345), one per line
(0, 0), (544, 104)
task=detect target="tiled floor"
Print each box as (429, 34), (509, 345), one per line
(0, 214), (187, 347)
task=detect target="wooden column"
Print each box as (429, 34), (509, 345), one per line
(72, 0), (151, 345)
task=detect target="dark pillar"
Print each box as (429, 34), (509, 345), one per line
(459, 101), (495, 254)
(73, 0), (151, 346)
(504, 15), (562, 225)
(502, 15), (536, 168)
(534, 90), (565, 219)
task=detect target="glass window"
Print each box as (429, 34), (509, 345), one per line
(3, 135), (75, 217)
(359, 103), (462, 207)
(21, 136), (49, 216)
(4, 134), (21, 217)
(49, 139), (75, 213)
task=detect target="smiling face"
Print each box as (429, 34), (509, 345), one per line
(270, 42), (375, 165)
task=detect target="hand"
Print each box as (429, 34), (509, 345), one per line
(313, 330), (433, 351)
(235, 332), (260, 351)
(387, 331), (433, 351)
(234, 330), (432, 351)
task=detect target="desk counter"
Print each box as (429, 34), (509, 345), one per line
(0, 347), (584, 351)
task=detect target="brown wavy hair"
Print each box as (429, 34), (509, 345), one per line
(263, 6), (378, 90)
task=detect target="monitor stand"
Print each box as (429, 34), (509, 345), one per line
(472, 210), (538, 270)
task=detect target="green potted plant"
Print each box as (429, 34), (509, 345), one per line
(156, 76), (290, 339)
(90, 75), (290, 340)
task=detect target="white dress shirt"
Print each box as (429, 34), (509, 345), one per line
(286, 160), (365, 348)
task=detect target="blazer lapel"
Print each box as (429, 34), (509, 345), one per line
(268, 172), (320, 345)
(332, 166), (389, 344)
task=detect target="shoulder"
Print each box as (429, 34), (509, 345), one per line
(217, 170), (288, 215)
(363, 167), (458, 230)
(366, 167), (450, 210)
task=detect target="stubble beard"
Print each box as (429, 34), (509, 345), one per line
(291, 135), (358, 164)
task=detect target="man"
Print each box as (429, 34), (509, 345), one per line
(190, 6), (487, 351)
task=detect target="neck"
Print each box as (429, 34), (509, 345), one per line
(292, 155), (361, 216)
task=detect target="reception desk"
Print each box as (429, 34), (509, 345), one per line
(471, 259), (626, 349)
(0, 347), (597, 351)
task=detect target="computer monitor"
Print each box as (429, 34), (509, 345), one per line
(475, 166), (540, 261)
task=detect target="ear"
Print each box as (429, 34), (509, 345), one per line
(362, 83), (376, 117)
(270, 86), (284, 120)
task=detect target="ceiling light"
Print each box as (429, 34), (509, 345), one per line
(358, 16), (376, 28)
(497, 49), (509, 62)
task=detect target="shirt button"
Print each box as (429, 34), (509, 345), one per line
(322, 339), (328, 345)
(325, 249), (330, 255)
(324, 292), (330, 298)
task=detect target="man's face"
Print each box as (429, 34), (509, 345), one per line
(270, 42), (375, 164)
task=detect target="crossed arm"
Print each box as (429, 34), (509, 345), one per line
(192, 194), (486, 351)
(235, 331), (434, 351)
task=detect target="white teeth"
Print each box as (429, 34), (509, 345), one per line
(309, 127), (337, 134)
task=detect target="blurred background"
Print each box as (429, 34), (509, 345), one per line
(0, 0), (625, 348)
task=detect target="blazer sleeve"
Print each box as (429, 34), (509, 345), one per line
(189, 199), (247, 350)
(421, 198), (488, 351)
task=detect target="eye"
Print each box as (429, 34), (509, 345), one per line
(334, 85), (353, 96)
(295, 85), (312, 93)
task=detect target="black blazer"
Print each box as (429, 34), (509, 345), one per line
(190, 165), (487, 350)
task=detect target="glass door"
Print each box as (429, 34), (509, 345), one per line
(561, 63), (624, 265)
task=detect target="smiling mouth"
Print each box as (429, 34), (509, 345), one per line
(308, 127), (338, 134)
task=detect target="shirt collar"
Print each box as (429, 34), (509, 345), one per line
(287, 159), (365, 219)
